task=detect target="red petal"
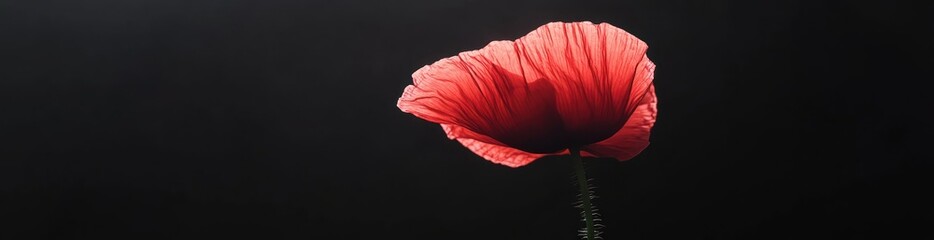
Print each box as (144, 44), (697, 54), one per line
(581, 84), (658, 161)
(442, 124), (545, 168)
(515, 22), (653, 146)
(397, 40), (570, 154)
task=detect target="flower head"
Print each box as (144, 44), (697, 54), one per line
(398, 21), (657, 167)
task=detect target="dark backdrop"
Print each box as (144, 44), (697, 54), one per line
(2, 0), (931, 239)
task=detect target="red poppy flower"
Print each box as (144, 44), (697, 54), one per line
(398, 21), (657, 167)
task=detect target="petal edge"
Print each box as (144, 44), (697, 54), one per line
(442, 124), (546, 167)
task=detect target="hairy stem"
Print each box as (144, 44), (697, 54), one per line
(572, 148), (596, 240)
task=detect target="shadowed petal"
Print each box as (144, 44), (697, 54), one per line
(582, 84), (658, 161)
(442, 124), (546, 167)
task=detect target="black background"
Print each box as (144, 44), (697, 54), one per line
(2, 0), (932, 239)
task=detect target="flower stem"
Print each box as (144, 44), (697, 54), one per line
(571, 148), (596, 240)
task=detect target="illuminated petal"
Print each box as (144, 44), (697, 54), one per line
(398, 41), (569, 154)
(442, 124), (545, 167)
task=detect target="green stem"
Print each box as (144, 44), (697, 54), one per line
(572, 148), (596, 240)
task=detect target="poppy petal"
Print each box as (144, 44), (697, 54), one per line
(514, 21), (654, 147)
(581, 84), (658, 161)
(442, 124), (546, 168)
(398, 40), (570, 154)
(397, 40), (527, 127)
